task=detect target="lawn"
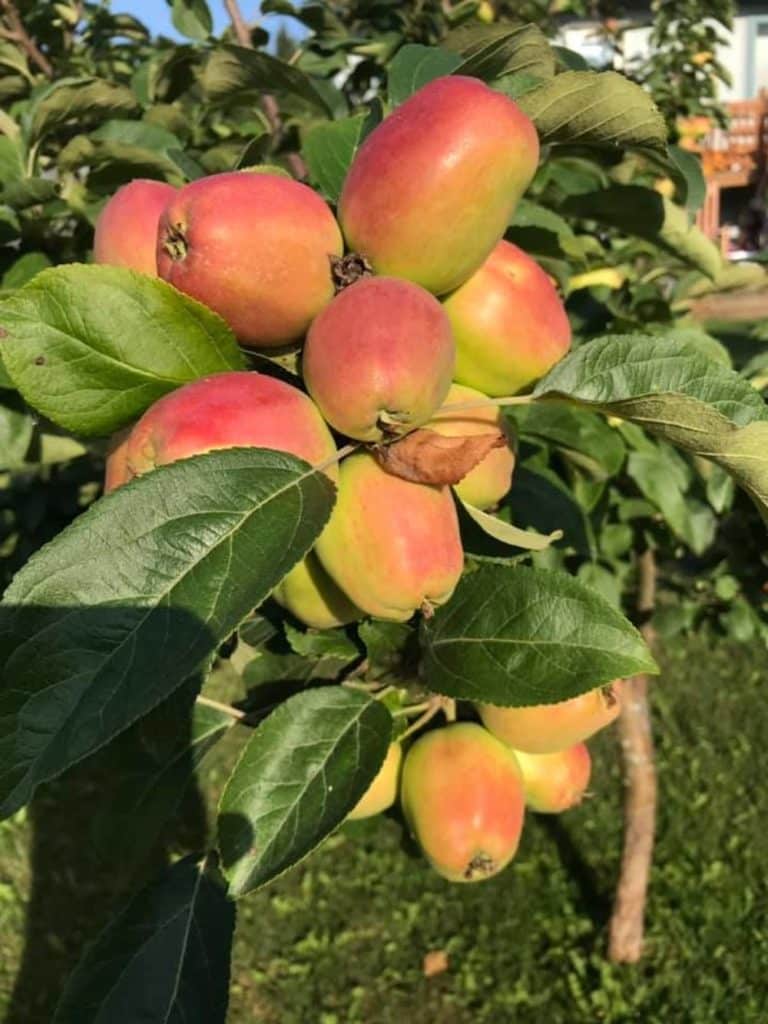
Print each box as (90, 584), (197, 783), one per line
(1, 635), (767, 1023)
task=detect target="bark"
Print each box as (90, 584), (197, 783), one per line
(608, 547), (658, 964)
(0, 0), (53, 77)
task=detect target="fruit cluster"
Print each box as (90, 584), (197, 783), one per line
(94, 74), (612, 882)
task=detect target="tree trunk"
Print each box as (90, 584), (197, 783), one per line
(608, 547), (657, 964)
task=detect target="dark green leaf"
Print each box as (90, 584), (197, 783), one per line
(202, 46), (332, 114)
(218, 687), (391, 895)
(421, 563), (656, 706)
(29, 77), (140, 141)
(53, 858), (234, 1024)
(0, 177), (58, 209)
(284, 621), (360, 660)
(534, 334), (768, 521)
(512, 403), (626, 478)
(1, 251), (51, 289)
(446, 23), (555, 81)
(0, 264), (244, 437)
(387, 45), (461, 105)
(303, 114), (367, 202)
(171, 0), (213, 40)
(561, 187), (721, 277)
(0, 447), (336, 817)
(519, 71), (667, 151)
(92, 682), (233, 865)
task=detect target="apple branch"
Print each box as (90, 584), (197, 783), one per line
(0, 0), (53, 77)
(222, 0), (307, 179)
(609, 546), (658, 963)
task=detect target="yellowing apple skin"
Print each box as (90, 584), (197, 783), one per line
(348, 742), (402, 820)
(94, 179), (176, 275)
(339, 76), (539, 296)
(400, 723), (525, 882)
(314, 453), (464, 622)
(427, 383), (515, 510)
(157, 171), (343, 348)
(478, 684), (621, 755)
(444, 240), (572, 397)
(513, 744), (591, 813)
(273, 553), (361, 630)
(303, 276), (455, 442)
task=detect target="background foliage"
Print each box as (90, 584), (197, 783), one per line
(0, 0), (766, 1020)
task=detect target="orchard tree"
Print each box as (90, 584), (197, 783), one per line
(0, 1), (767, 1020)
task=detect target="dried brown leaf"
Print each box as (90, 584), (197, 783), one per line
(374, 428), (504, 486)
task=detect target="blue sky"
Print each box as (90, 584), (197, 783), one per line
(115, 1), (289, 41)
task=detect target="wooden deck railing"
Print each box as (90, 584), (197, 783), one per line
(680, 93), (768, 243)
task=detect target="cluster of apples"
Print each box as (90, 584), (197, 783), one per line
(352, 684), (620, 883)
(93, 74), (611, 881)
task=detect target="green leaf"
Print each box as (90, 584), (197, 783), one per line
(0, 390), (33, 468)
(506, 462), (593, 557)
(519, 71), (667, 151)
(387, 45), (461, 105)
(446, 23), (555, 81)
(171, 0), (213, 40)
(218, 687), (391, 895)
(459, 499), (562, 551)
(1, 251), (51, 289)
(421, 563), (656, 706)
(284, 621), (360, 661)
(52, 858), (234, 1024)
(561, 187), (721, 278)
(1, 176), (58, 209)
(28, 77), (140, 142)
(303, 114), (367, 202)
(627, 444), (716, 554)
(0, 264), (244, 437)
(92, 681), (233, 865)
(202, 46), (332, 114)
(358, 620), (414, 679)
(512, 404), (626, 479)
(0, 447), (336, 818)
(0, 135), (23, 182)
(534, 334), (768, 520)
(242, 649), (350, 690)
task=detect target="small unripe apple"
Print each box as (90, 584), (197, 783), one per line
(314, 452), (464, 622)
(94, 179), (176, 275)
(348, 742), (402, 820)
(401, 722), (525, 882)
(339, 76), (539, 296)
(512, 744), (591, 813)
(426, 383), (515, 509)
(104, 371), (338, 492)
(303, 276), (455, 443)
(478, 683), (621, 754)
(273, 553), (361, 630)
(157, 171), (343, 348)
(444, 240), (571, 397)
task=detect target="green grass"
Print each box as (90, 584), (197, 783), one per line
(2, 636), (768, 1022)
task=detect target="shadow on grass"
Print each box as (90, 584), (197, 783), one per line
(0, 606), (219, 1024)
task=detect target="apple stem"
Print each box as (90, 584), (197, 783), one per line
(195, 694), (247, 721)
(393, 700), (433, 718)
(438, 394), (535, 414)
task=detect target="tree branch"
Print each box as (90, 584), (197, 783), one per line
(222, 0), (307, 179)
(609, 546), (658, 963)
(223, 0), (251, 47)
(0, 0), (53, 78)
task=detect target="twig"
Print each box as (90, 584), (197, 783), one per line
(609, 547), (658, 963)
(222, 0), (307, 179)
(0, 0), (53, 77)
(195, 693), (247, 721)
(223, 0), (251, 46)
(437, 394), (535, 415)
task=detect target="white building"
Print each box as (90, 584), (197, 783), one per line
(560, 2), (768, 100)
